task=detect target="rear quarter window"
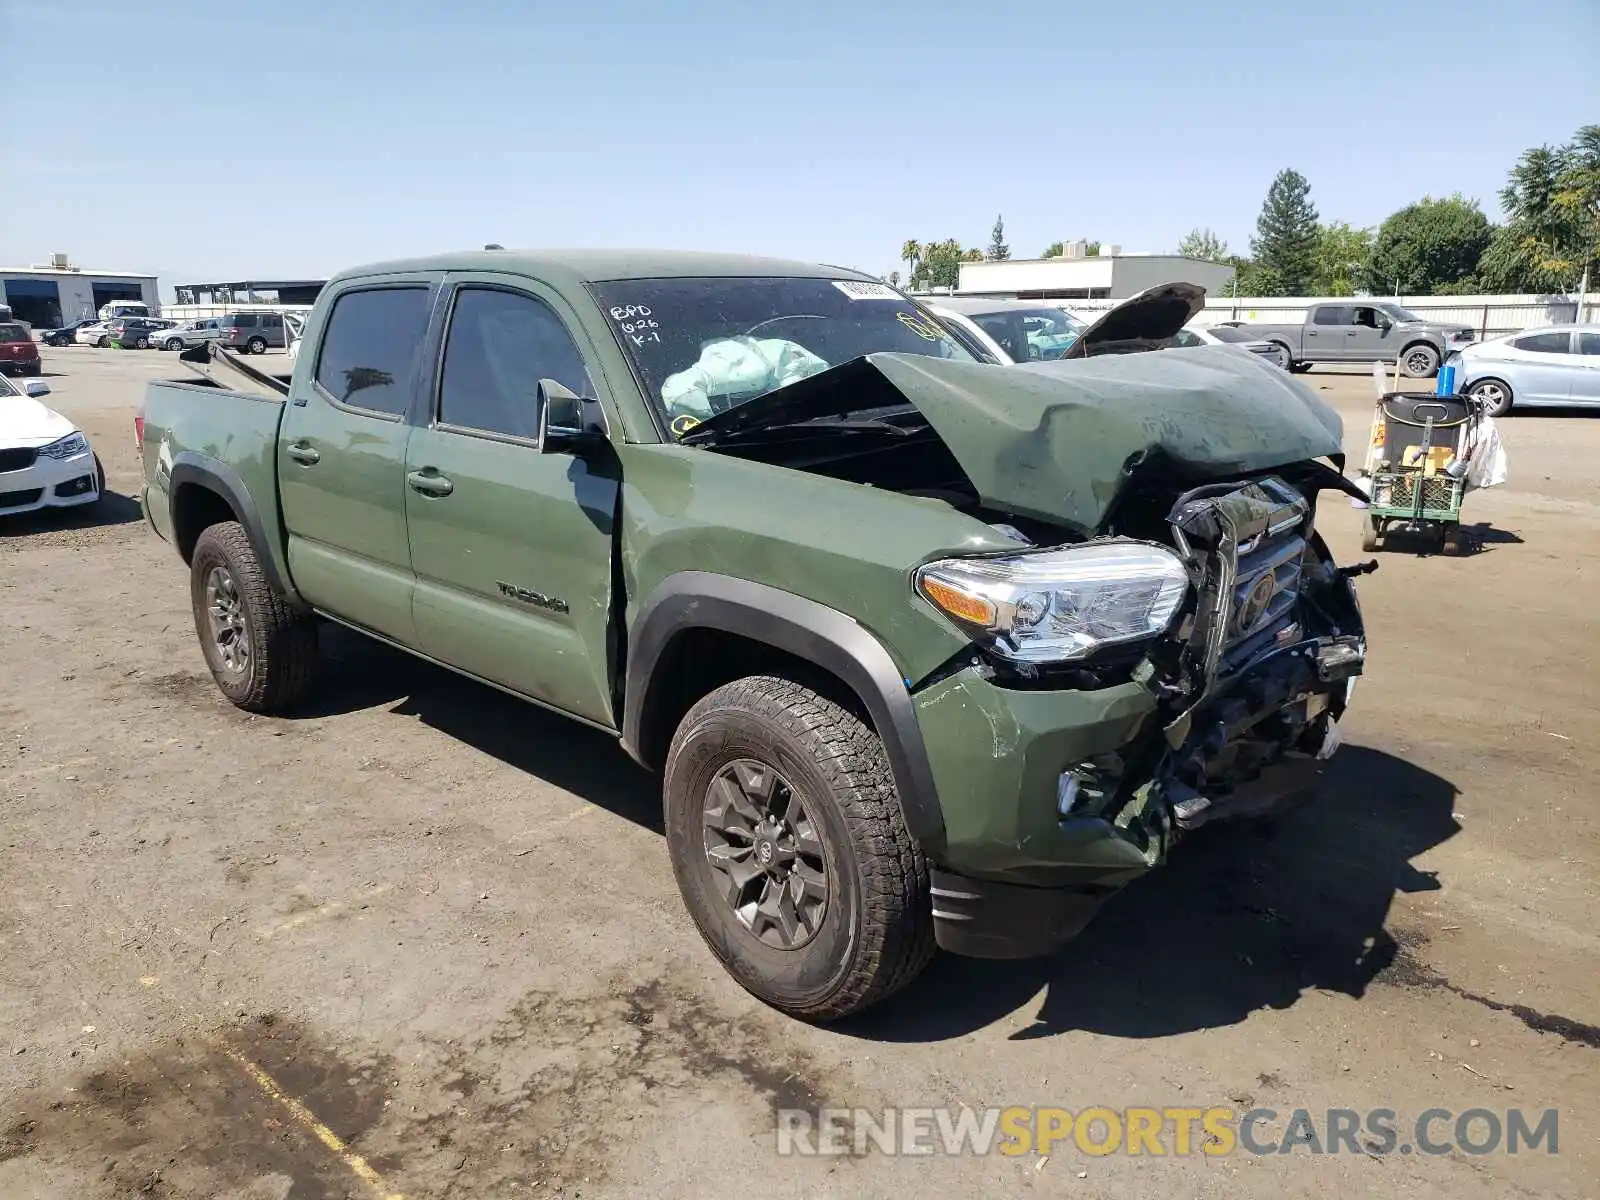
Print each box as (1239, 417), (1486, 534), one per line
(313, 287), (434, 417)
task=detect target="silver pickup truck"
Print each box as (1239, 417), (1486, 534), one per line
(1229, 301), (1475, 378)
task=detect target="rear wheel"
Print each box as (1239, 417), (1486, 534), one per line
(1361, 513), (1381, 553)
(189, 521), (318, 713)
(1466, 377), (1512, 417)
(663, 675), (934, 1021)
(1401, 343), (1440, 378)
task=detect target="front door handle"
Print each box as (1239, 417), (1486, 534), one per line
(286, 442), (320, 465)
(407, 469), (454, 497)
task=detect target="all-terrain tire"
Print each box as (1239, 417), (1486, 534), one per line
(189, 521), (318, 713)
(663, 675), (935, 1021)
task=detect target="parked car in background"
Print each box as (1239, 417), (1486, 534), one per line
(1230, 302), (1475, 377)
(922, 297), (1087, 363)
(75, 321), (113, 347)
(1446, 324), (1600, 416)
(0, 375), (103, 516)
(1171, 323), (1288, 368)
(38, 319), (100, 347)
(158, 317), (225, 351)
(0, 322), (43, 376)
(108, 317), (177, 349)
(217, 311), (290, 354)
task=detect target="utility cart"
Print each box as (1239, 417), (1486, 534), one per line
(1360, 390), (1482, 554)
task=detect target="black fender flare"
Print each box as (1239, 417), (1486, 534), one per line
(621, 572), (945, 844)
(167, 452), (304, 608)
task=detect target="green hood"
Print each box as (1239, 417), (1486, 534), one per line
(684, 345), (1346, 536)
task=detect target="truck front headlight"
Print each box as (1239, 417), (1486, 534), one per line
(914, 541), (1190, 663)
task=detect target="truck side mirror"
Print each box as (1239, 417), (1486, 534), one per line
(537, 379), (606, 454)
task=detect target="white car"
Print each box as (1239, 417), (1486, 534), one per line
(0, 375), (104, 517)
(74, 321), (113, 347)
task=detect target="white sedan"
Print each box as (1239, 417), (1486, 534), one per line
(0, 375), (104, 517)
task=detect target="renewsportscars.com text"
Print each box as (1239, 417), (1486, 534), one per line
(775, 1106), (1559, 1158)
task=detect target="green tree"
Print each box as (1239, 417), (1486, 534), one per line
(911, 238), (968, 289)
(1482, 128), (1600, 291)
(1312, 222), (1375, 295)
(1251, 169), (1320, 294)
(1041, 241), (1064, 259)
(1177, 227), (1229, 262)
(987, 215), (1011, 261)
(1363, 196), (1489, 295)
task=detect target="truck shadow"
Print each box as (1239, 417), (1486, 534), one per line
(300, 625), (663, 832)
(299, 629), (1459, 1042)
(843, 743), (1460, 1042)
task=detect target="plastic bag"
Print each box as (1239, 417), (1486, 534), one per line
(1462, 414), (1508, 490)
(661, 337), (829, 423)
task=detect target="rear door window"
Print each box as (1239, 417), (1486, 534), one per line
(314, 286), (434, 417)
(1512, 331), (1574, 354)
(1312, 306), (1350, 325)
(1576, 331), (1600, 355)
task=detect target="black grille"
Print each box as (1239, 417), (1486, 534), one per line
(0, 447), (38, 473)
(0, 488), (44, 509)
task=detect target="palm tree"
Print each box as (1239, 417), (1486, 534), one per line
(900, 240), (923, 285)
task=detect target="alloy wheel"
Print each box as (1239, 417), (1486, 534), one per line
(702, 759), (829, 949)
(204, 566), (251, 674)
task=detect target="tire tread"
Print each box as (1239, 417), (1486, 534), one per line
(669, 675), (935, 1020)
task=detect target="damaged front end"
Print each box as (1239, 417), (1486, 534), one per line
(1142, 473), (1367, 832)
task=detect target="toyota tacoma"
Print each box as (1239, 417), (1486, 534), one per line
(136, 252), (1370, 1020)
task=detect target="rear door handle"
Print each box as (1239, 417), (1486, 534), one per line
(407, 469), (454, 497)
(286, 442), (320, 465)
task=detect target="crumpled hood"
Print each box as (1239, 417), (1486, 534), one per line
(0, 397), (75, 445)
(867, 348), (1344, 532)
(686, 343), (1346, 535)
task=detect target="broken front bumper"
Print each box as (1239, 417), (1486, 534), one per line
(913, 629), (1363, 960)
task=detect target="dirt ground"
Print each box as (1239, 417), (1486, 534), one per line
(2, 346), (1597, 1199)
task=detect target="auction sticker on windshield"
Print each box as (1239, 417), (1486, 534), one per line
(831, 281), (900, 301)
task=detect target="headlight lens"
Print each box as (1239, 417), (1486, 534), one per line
(914, 541), (1190, 663)
(38, 433), (89, 460)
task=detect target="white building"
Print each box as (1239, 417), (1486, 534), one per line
(0, 253), (160, 328)
(946, 245), (1235, 301)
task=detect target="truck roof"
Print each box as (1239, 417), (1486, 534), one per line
(331, 248), (876, 287)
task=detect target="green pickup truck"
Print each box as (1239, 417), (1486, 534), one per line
(136, 250), (1370, 1020)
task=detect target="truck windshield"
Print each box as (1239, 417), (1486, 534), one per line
(1378, 303), (1422, 322)
(588, 276), (975, 433)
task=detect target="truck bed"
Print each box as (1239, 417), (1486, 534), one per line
(139, 348), (292, 590)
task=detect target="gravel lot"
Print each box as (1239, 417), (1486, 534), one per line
(2, 345), (1597, 1198)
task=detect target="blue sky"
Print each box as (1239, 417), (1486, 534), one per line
(4, 0), (1596, 296)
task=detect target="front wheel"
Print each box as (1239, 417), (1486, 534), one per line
(1467, 377), (1512, 417)
(189, 521), (318, 713)
(1268, 342), (1293, 371)
(1401, 343), (1440, 378)
(165, 338), (185, 351)
(247, 336), (267, 355)
(136, 336), (150, 349)
(96, 336), (108, 348)
(663, 676), (935, 1021)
